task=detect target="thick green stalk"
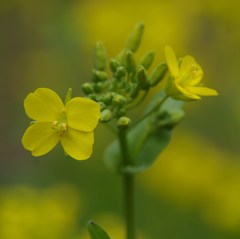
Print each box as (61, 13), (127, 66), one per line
(118, 129), (135, 239)
(123, 174), (135, 239)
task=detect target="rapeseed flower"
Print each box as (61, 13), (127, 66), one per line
(165, 46), (218, 101)
(22, 88), (100, 160)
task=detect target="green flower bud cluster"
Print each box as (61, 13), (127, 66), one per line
(82, 22), (168, 128)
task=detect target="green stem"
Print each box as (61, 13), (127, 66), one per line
(126, 89), (149, 110)
(104, 123), (117, 135)
(123, 174), (135, 239)
(118, 129), (135, 239)
(132, 95), (168, 130)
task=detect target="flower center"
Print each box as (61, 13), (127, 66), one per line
(180, 64), (202, 85)
(51, 111), (68, 137)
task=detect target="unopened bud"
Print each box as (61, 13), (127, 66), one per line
(82, 83), (94, 94)
(113, 94), (127, 106)
(139, 51), (155, 70)
(100, 93), (113, 105)
(93, 41), (107, 70)
(116, 48), (127, 64)
(126, 50), (136, 72)
(92, 70), (108, 82)
(98, 102), (106, 111)
(149, 62), (167, 87)
(109, 58), (121, 72)
(94, 82), (106, 93)
(88, 93), (98, 101)
(116, 49), (135, 72)
(116, 66), (127, 78)
(125, 22), (144, 52)
(129, 83), (139, 98)
(136, 65), (149, 90)
(100, 109), (113, 122)
(117, 116), (132, 129)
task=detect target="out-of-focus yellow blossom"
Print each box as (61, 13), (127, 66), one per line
(73, 0), (198, 60)
(142, 130), (240, 231)
(22, 88), (100, 160)
(165, 46), (218, 101)
(0, 184), (81, 239)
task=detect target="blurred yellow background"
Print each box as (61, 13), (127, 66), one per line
(1, 0), (240, 238)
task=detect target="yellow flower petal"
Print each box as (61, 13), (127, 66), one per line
(24, 88), (64, 121)
(188, 73), (203, 86)
(179, 55), (196, 75)
(175, 84), (201, 100)
(186, 86), (218, 96)
(22, 122), (59, 156)
(65, 97), (100, 132)
(165, 46), (180, 77)
(165, 47), (218, 101)
(180, 56), (203, 86)
(60, 128), (94, 160)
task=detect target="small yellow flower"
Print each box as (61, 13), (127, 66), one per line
(165, 46), (218, 101)
(22, 88), (100, 160)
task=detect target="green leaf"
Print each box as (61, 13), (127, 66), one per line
(87, 220), (111, 239)
(104, 91), (184, 174)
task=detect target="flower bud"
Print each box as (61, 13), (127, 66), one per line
(125, 22), (144, 52)
(129, 83), (139, 98)
(113, 94), (127, 106)
(136, 65), (149, 90)
(149, 62), (167, 87)
(116, 66), (127, 78)
(82, 83), (94, 94)
(117, 116), (132, 129)
(92, 70), (108, 82)
(139, 51), (155, 70)
(116, 49), (135, 72)
(99, 93), (113, 105)
(126, 50), (136, 73)
(116, 48), (127, 64)
(93, 41), (107, 70)
(94, 82), (106, 93)
(109, 58), (121, 72)
(88, 93), (98, 101)
(100, 109), (113, 122)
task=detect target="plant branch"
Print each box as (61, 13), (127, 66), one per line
(118, 129), (135, 239)
(132, 95), (168, 130)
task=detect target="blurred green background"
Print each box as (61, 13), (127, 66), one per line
(1, 0), (240, 238)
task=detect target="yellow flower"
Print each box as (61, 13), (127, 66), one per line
(22, 88), (100, 160)
(165, 46), (218, 101)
